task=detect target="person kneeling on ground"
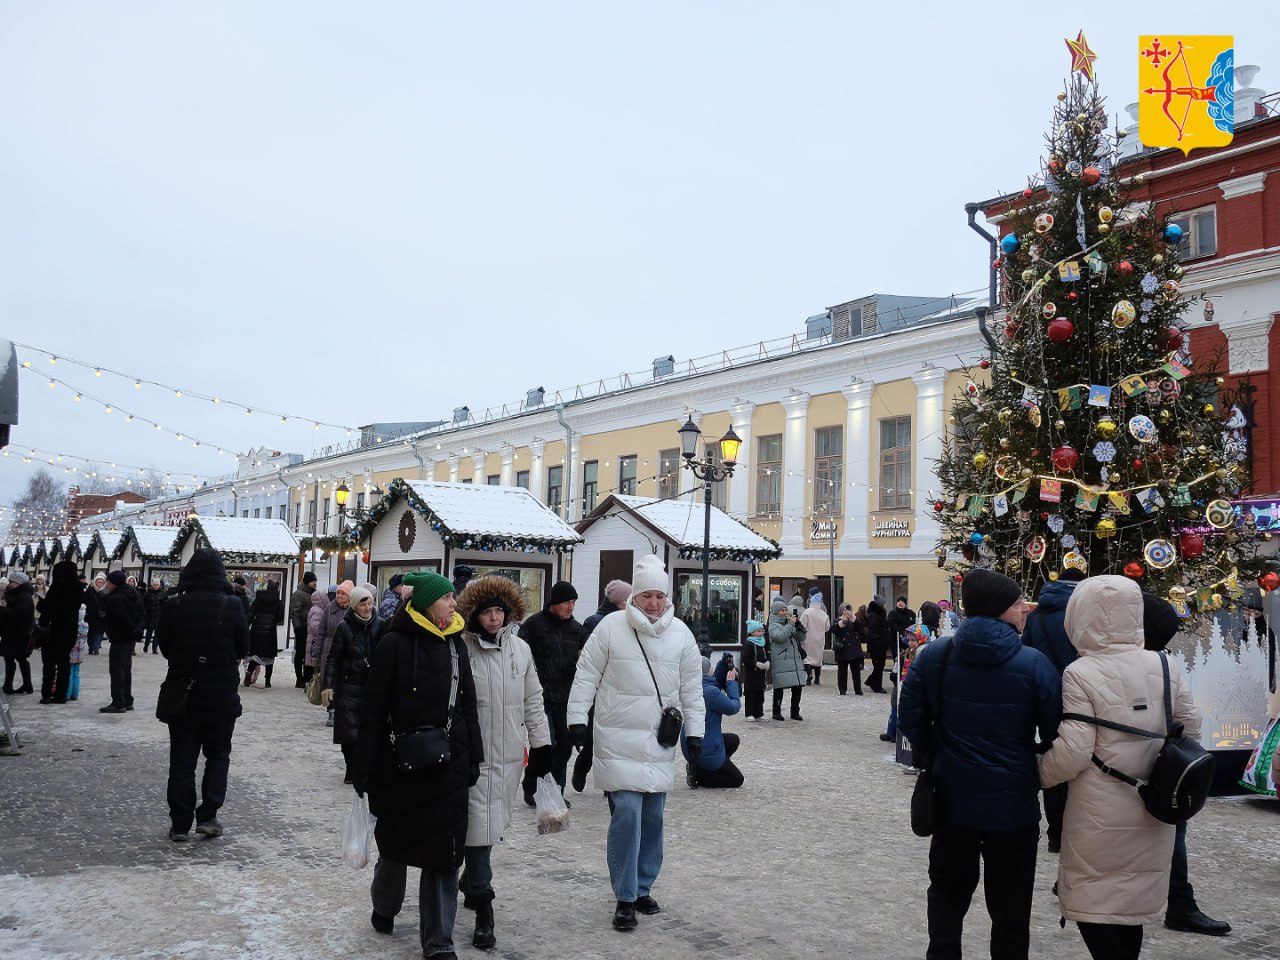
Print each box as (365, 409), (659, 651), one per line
(681, 656), (743, 789)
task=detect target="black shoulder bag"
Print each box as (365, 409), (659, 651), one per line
(155, 594), (228, 724)
(1061, 652), (1214, 825)
(910, 639), (953, 838)
(634, 629), (683, 747)
(393, 636), (460, 774)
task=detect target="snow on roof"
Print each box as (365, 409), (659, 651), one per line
(190, 517), (300, 559)
(594, 494), (782, 557)
(397, 479), (581, 548)
(88, 531), (124, 557)
(125, 525), (185, 559)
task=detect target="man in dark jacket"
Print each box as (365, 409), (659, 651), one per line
(100, 570), (146, 713)
(886, 595), (917, 641)
(38, 560), (84, 703)
(573, 579), (631, 792)
(156, 547), (250, 841)
(520, 580), (588, 802)
(1, 572), (37, 695)
(864, 597), (892, 693)
(142, 578), (168, 653)
(289, 571), (317, 688)
(1020, 568), (1085, 852)
(899, 568), (1060, 960)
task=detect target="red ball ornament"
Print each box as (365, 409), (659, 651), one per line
(1178, 532), (1205, 559)
(1123, 561), (1146, 578)
(1117, 260), (1133, 276)
(1132, 458), (1144, 470)
(1067, 292), (1078, 302)
(1260, 571), (1280, 592)
(1160, 326), (1183, 349)
(1022, 188), (1034, 198)
(1040, 511), (1050, 521)
(362, 550), (371, 565)
(1081, 166), (1102, 186)
(1048, 157), (1063, 173)
(1047, 317), (1075, 342)
(933, 501), (945, 513)
(1050, 445), (1080, 472)
(979, 358), (990, 369)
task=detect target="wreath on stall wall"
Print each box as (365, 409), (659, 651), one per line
(398, 510), (416, 553)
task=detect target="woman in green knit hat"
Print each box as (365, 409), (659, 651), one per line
(352, 570), (484, 958)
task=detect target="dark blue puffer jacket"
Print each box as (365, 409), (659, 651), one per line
(899, 617), (1061, 832)
(1021, 579), (1079, 674)
(681, 675), (740, 770)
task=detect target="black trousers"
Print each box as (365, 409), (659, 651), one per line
(743, 688), (765, 719)
(926, 822), (1039, 960)
(693, 733), (743, 788)
(293, 639), (310, 686)
(836, 659), (864, 695)
(866, 652), (887, 691)
(167, 716), (236, 831)
(524, 700), (570, 795)
(1078, 922), (1143, 960)
(3, 655), (33, 692)
(772, 686), (802, 717)
(108, 639), (134, 707)
(40, 643), (71, 700)
(1044, 782), (1068, 846)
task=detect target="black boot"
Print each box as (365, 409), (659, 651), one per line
(264, 664), (273, 688)
(813, 667), (821, 685)
(473, 899), (496, 950)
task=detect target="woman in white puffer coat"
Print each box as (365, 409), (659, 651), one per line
(1039, 575), (1202, 960)
(567, 554), (705, 933)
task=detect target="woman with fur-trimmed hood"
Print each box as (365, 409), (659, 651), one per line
(455, 575), (553, 951)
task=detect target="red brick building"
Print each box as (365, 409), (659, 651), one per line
(62, 486), (146, 533)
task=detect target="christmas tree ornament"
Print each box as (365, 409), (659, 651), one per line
(1029, 244), (1043, 261)
(994, 456), (1019, 480)
(1066, 160), (1083, 177)
(1162, 280), (1181, 301)
(1163, 223), (1183, 244)
(999, 437), (1011, 450)
(1116, 260), (1133, 276)
(970, 532), (985, 546)
(1092, 441), (1117, 463)
(1046, 514), (1065, 534)
(1205, 500), (1234, 528)
(1067, 292), (1078, 302)
(997, 408), (1013, 424)
(1124, 561), (1145, 578)
(1048, 570), (1060, 581)
(1028, 406), (1042, 428)
(979, 358), (990, 369)
(1172, 265), (1184, 278)
(1179, 531), (1207, 559)
(1004, 319), (1021, 340)
(1020, 467), (1035, 480)
(1025, 536), (1047, 562)
(964, 381), (980, 399)
(1034, 212), (1054, 234)
(1158, 408), (1172, 423)
(1158, 325), (1182, 349)
(1132, 458), (1144, 469)
(1063, 550), (1088, 572)
(973, 451), (991, 470)
(1021, 268), (1035, 282)
(1081, 166), (1101, 186)
(992, 258), (1002, 270)
(1159, 378), (1181, 401)
(1051, 445), (1080, 471)
(1047, 317), (1075, 342)
(1001, 233), (1020, 255)
(1098, 223), (1111, 235)
(933, 501), (945, 513)
(1062, 534), (1078, 549)
(1128, 415), (1158, 443)
(1095, 417), (1119, 440)
(1152, 253), (1164, 265)
(1098, 206), (1114, 223)
(1022, 187), (1034, 198)
(1094, 517), (1119, 539)
(1056, 91), (1067, 101)
(1259, 571), (1280, 592)
(1048, 157), (1063, 174)
(1144, 539), (1176, 568)
(1042, 301), (1057, 318)
(1054, 419), (1067, 431)
(1111, 300), (1136, 328)
(1202, 403), (1216, 416)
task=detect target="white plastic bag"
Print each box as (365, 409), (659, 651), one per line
(533, 773), (570, 834)
(341, 796), (376, 868)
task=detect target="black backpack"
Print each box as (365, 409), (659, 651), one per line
(1062, 652), (1215, 825)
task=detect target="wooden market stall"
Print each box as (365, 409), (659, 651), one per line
(113, 525), (185, 589)
(355, 477), (581, 614)
(82, 530), (124, 580)
(574, 493), (782, 649)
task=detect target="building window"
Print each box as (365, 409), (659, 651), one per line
(461, 477), (473, 484)
(253, 508), (261, 519)
(582, 460), (599, 513)
(755, 434), (782, 516)
(875, 575), (909, 606)
(703, 443), (727, 510)
(879, 416), (912, 510)
(814, 426), (843, 515)
(618, 455), (637, 496)
(356, 492), (365, 512)
(487, 474), (501, 486)
(323, 498), (331, 522)
(516, 470), (530, 489)
(242, 509), (250, 518)
(1169, 207), (1217, 260)
(547, 465), (563, 514)
(264, 506), (272, 520)
(657, 448), (680, 500)
(306, 500), (316, 529)
(294, 503), (302, 530)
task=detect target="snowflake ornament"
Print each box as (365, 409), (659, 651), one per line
(1047, 514), (1065, 534)
(1141, 273), (1160, 294)
(1092, 441), (1117, 463)
(1062, 534), (1078, 549)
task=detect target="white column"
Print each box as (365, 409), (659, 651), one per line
(728, 401), (755, 518)
(447, 455), (460, 483)
(779, 392), (809, 551)
(472, 454), (486, 485)
(912, 366), (948, 551)
(500, 448), (515, 487)
(528, 441), (546, 503)
(840, 380), (875, 551)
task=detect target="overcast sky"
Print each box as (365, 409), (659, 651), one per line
(1, 2), (1274, 530)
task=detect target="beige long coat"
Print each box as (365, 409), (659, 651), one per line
(1039, 575), (1202, 926)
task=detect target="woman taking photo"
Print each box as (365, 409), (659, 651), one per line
(323, 585), (386, 784)
(353, 571), (483, 960)
(832, 603), (866, 696)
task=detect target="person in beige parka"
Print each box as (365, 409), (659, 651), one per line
(1039, 575), (1202, 960)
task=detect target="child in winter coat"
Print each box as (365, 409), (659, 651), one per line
(740, 620), (768, 721)
(68, 607), (88, 701)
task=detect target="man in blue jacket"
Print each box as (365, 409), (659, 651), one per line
(900, 568), (1060, 960)
(680, 657), (743, 789)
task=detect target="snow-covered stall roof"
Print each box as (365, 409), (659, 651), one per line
(116, 525), (185, 562)
(356, 477), (581, 553)
(579, 494), (782, 562)
(178, 517), (300, 564)
(86, 530), (124, 561)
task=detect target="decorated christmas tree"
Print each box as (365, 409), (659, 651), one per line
(934, 53), (1269, 618)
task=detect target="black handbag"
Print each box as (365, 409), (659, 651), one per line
(634, 629), (683, 748)
(156, 674), (195, 723)
(393, 638), (460, 775)
(910, 640), (953, 838)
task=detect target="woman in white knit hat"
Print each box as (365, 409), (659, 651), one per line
(567, 553), (705, 933)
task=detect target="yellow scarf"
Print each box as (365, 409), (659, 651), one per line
(406, 604), (465, 638)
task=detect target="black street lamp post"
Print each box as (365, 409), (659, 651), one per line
(679, 417), (741, 656)
(333, 481), (383, 526)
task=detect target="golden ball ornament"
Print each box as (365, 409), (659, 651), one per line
(1096, 418), (1118, 440)
(1048, 570), (1059, 581)
(1075, 113), (1088, 123)
(1215, 376), (1225, 386)
(1021, 268), (1034, 282)
(1196, 445), (1209, 455)
(1216, 468), (1228, 479)
(973, 452), (991, 470)
(1202, 404), (1215, 416)
(1117, 128), (1128, 139)
(1095, 517), (1118, 538)
(1098, 223), (1111, 235)
(1054, 419), (1067, 431)
(1211, 593), (1223, 610)
(1152, 253), (1164, 265)
(997, 408), (1013, 424)
(1020, 467), (1034, 479)
(1158, 409), (1172, 423)
(999, 437), (1011, 450)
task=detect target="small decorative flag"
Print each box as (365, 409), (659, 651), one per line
(1118, 374), (1148, 397)
(1058, 386), (1083, 410)
(1021, 385), (1042, 408)
(1088, 384), (1113, 407)
(993, 494), (1010, 517)
(1076, 488), (1101, 511)
(1058, 261), (1082, 282)
(1040, 479), (1063, 503)
(967, 496), (984, 518)
(1163, 359), (1192, 380)
(1108, 492), (1131, 515)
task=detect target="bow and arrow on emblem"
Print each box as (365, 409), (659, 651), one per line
(1142, 39), (1219, 143)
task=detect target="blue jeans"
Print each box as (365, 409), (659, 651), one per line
(1168, 820), (1195, 915)
(88, 628), (104, 655)
(605, 790), (665, 903)
(463, 845), (494, 901)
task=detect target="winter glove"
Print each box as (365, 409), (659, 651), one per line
(320, 688), (334, 708)
(352, 775), (369, 799)
(569, 724), (588, 748)
(529, 744), (554, 778)
(468, 765), (481, 787)
(685, 736), (702, 769)
(755, 660), (767, 670)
